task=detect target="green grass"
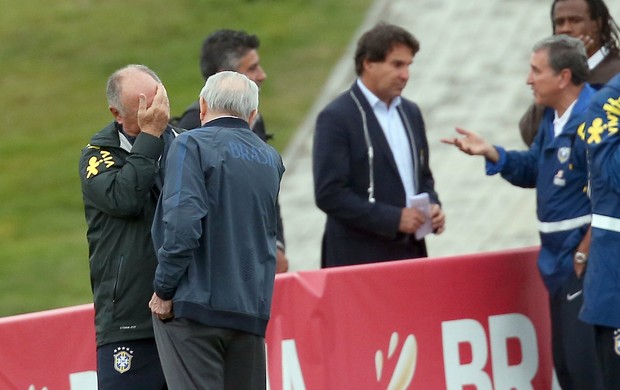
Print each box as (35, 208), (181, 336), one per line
(0, 0), (372, 316)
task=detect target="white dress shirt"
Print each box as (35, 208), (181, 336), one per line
(357, 79), (416, 205)
(553, 99), (577, 138)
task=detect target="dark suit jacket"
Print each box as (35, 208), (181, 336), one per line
(313, 82), (440, 267)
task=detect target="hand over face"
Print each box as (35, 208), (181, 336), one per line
(137, 84), (170, 137)
(577, 34), (596, 54)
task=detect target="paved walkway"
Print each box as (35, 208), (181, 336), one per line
(279, 0), (576, 271)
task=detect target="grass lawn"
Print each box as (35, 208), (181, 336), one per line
(0, 0), (372, 316)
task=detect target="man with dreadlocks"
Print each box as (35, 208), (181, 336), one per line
(519, 0), (620, 146)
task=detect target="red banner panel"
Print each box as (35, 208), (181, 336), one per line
(265, 247), (551, 390)
(0, 247), (550, 390)
(0, 304), (97, 389)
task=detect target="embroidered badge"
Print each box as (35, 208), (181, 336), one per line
(85, 147), (115, 179)
(557, 147), (570, 164)
(113, 346), (134, 374)
(614, 329), (620, 357)
(553, 170), (566, 187)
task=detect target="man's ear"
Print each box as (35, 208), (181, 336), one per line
(363, 58), (373, 73)
(110, 106), (123, 124)
(558, 68), (572, 88)
(199, 96), (208, 124)
(248, 109), (258, 127)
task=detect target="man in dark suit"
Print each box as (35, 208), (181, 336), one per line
(519, 0), (620, 146)
(312, 22), (445, 268)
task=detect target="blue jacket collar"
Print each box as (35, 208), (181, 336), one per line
(203, 116), (251, 130)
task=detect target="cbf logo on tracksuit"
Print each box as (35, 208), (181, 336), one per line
(113, 347), (133, 373)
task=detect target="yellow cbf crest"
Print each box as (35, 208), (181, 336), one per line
(85, 146), (115, 178)
(113, 347), (133, 374)
(586, 96), (620, 144)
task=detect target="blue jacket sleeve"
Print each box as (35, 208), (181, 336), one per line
(485, 126), (542, 189)
(153, 135), (209, 300)
(603, 140), (620, 193)
(485, 146), (508, 175)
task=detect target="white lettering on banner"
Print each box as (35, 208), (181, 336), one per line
(26, 371), (96, 390)
(281, 339), (307, 390)
(375, 332), (418, 389)
(442, 314), (539, 390)
(490, 314), (538, 390)
(257, 341), (309, 390)
(69, 371), (97, 390)
(266, 343), (271, 390)
(442, 318), (493, 390)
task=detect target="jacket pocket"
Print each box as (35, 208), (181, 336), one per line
(112, 255), (125, 303)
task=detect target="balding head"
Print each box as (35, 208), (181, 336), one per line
(107, 64), (162, 136)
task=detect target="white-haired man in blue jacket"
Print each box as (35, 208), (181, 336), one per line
(149, 71), (285, 390)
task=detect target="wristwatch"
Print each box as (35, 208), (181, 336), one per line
(574, 251), (588, 265)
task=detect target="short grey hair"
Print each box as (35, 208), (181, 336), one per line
(106, 64), (161, 115)
(533, 35), (589, 85)
(199, 71), (259, 121)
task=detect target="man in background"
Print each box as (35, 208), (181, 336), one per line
(519, 0), (620, 146)
(150, 71), (284, 390)
(176, 29), (288, 272)
(444, 35), (604, 389)
(313, 22), (445, 268)
(79, 64), (178, 389)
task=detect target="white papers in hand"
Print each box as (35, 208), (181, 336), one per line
(409, 192), (432, 240)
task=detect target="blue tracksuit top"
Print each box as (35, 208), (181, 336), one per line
(486, 84), (594, 295)
(579, 74), (620, 328)
(152, 117), (285, 337)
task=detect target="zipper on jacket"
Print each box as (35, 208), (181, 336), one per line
(112, 255), (124, 303)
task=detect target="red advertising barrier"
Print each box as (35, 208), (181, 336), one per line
(0, 304), (97, 389)
(0, 247), (550, 390)
(266, 247), (551, 390)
